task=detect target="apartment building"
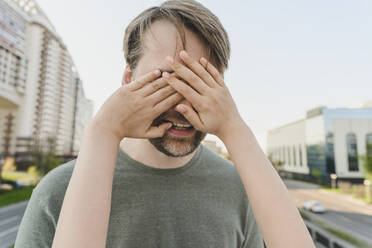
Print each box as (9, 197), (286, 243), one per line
(0, 0), (93, 164)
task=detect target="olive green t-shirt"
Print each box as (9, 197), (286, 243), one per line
(14, 144), (264, 248)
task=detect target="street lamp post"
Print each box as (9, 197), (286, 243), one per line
(330, 173), (337, 189)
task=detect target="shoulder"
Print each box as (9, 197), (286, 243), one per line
(199, 144), (245, 191)
(200, 144), (239, 177)
(14, 160), (76, 247)
(32, 159), (76, 207)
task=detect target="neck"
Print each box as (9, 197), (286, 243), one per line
(119, 138), (197, 169)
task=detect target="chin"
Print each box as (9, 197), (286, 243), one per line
(149, 131), (206, 157)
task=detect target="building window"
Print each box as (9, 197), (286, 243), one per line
(293, 146), (296, 166)
(346, 133), (359, 171)
(366, 133), (372, 170)
(288, 146), (291, 165)
(326, 132), (336, 174)
(299, 144), (303, 166)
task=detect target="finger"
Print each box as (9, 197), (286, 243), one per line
(147, 85), (177, 105)
(145, 122), (172, 138)
(165, 56), (209, 95)
(162, 72), (203, 110)
(175, 104), (204, 131)
(179, 50), (217, 88)
(127, 69), (161, 91)
(153, 92), (184, 116)
(199, 57), (225, 87)
(138, 77), (168, 96)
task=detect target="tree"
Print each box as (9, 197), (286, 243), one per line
(267, 154), (284, 171)
(359, 153), (372, 182)
(31, 136), (62, 177)
(310, 168), (322, 184)
(0, 154), (4, 184)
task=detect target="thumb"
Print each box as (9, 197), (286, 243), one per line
(146, 122), (172, 138)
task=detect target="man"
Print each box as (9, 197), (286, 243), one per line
(15, 1), (314, 247)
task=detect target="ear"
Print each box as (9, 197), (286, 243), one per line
(122, 64), (133, 86)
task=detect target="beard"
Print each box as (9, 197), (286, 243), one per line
(149, 109), (206, 157)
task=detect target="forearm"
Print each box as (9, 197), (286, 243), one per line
(222, 124), (315, 248)
(52, 121), (120, 248)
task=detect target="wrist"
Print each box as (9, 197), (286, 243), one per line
(219, 121), (255, 148)
(86, 120), (122, 144)
(218, 118), (247, 141)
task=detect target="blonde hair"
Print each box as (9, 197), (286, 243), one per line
(123, 0), (230, 74)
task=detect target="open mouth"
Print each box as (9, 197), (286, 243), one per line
(170, 122), (194, 130)
(157, 119), (194, 130)
(157, 119), (195, 137)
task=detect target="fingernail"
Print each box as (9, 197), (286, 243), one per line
(153, 69), (160, 76)
(165, 56), (174, 64)
(200, 57), (208, 67)
(162, 71), (170, 78)
(180, 50), (188, 58)
(177, 105), (185, 113)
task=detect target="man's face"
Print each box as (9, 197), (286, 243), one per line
(130, 19), (208, 157)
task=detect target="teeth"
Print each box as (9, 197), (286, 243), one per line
(172, 123), (192, 128)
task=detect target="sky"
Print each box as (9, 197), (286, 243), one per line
(36, 0), (372, 151)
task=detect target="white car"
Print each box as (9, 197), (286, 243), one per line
(303, 200), (326, 213)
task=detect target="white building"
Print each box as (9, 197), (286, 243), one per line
(0, 0), (28, 156)
(0, 0), (93, 163)
(71, 78), (94, 155)
(267, 105), (372, 184)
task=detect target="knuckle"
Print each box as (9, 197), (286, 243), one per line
(182, 84), (190, 94)
(189, 74), (198, 83)
(200, 99), (210, 111)
(157, 89), (167, 98)
(151, 81), (161, 90)
(211, 68), (219, 78)
(173, 63), (181, 70)
(167, 76), (176, 86)
(167, 85), (176, 94)
(153, 104), (163, 114)
(198, 101), (206, 111)
(190, 60), (198, 69)
(145, 71), (155, 80)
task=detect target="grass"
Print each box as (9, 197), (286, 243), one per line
(322, 226), (370, 248)
(353, 194), (372, 204)
(321, 186), (343, 193)
(316, 219), (372, 248)
(0, 185), (36, 208)
(299, 208), (310, 220)
(321, 186), (372, 204)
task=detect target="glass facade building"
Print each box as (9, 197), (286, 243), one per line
(267, 105), (372, 184)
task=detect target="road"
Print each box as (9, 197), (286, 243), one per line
(0, 201), (28, 248)
(284, 179), (372, 245)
